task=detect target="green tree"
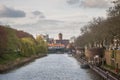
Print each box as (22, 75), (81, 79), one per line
(20, 37), (36, 57)
(36, 35), (48, 54)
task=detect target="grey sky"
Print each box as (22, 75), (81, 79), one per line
(0, 5), (26, 18)
(0, 0), (112, 39)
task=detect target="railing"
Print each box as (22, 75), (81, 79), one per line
(91, 66), (118, 80)
(78, 58), (118, 80)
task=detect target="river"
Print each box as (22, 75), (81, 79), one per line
(0, 54), (103, 80)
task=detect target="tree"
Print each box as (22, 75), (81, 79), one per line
(107, 0), (120, 17)
(20, 37), (36, 56)
(36, 35), (48, 54)
(75, 0), (120, 49)
(0, 26), (7, 55)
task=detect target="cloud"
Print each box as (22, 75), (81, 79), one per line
(67, 0), (111, 8)
(12, 19), (83, 39)
(0, 21), (2, 24)
(32, 11), (45, 18)
(66, 0), (80, 5)
(80, 0), (110, 8)
(0, 10), (47, 25)
(0, 5), (26, 18)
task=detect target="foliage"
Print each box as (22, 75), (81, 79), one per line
(75, 0), (120, 48)
(0, 25), (48, 64)
(0, 25), (7, 55)
(107, 0), (120, 18)
(20, 37), (37, 57)
(16, 30), (34, 39)
(0, 52), (22, 64)
(36, 35), (48, 54)
(5, 27), (21, 53)
(105, 64), (115, 70)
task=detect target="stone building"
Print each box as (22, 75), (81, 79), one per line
(48, 33), (69, 50)
(105, 50), (120, 70)
(54, 33), (69, 47)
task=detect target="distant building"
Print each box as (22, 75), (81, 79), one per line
(58, 33), (62, 40)
(48, 38), (54, 44)
(54, 39), (69, 47)
(38, 34), (49, 42)
(54, 33), (69, 47)
(48, 33), (69, 48)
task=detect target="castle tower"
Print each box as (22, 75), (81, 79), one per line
(58, 33), (62, 40)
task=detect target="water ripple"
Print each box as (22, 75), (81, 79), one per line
(0, 54), (102, 80)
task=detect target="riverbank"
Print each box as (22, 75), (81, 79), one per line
(0, 54), (47, 73)
(73, 54), (118, 80)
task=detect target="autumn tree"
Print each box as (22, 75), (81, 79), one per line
(0, 25), (7, 55)
(20, 37), (36, 57)
(36, 35), (48, 54)
(75, 0), (120, 49)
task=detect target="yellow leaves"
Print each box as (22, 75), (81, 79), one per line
(20, 36), (47, 56)
(20, 37), (36, 56)
(21, 37), (35, 46)
(36, 35), (44, 44)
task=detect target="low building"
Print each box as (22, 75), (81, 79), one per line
(105, 50), (120, 71)
(54, 39), (69, 47)
(54, 33), (69, 47)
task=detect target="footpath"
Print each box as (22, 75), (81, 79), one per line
(73, 54), (119, 80)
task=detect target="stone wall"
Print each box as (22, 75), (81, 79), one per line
(105, 50), (120, 68)
(104, 50), (112, 66)
(85, 48), (120, 69)
(116, 50), (120, 68)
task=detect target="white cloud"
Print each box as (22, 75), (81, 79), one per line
(0, 5), (26, 18)
(66, 0), (80, 5)
(0, 8), (47, 25)
(67, 0), (111, 8)
(81, 0), (111, 8)
(0, 0), (111, 38)
(11, 19), (83, 39)
(32, 11), (45, 18)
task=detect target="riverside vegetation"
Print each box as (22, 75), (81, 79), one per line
(75, 0), (120, 48)
(0, 25), (48, 72)
(74, 0), (120, 76)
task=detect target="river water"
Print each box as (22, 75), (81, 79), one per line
(0, 54), (103, 80)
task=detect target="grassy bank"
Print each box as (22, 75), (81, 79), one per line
(0, 25), (48, 73)
(0, 53), (47, 73)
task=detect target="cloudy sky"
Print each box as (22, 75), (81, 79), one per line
(0, 0), (112, 39)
